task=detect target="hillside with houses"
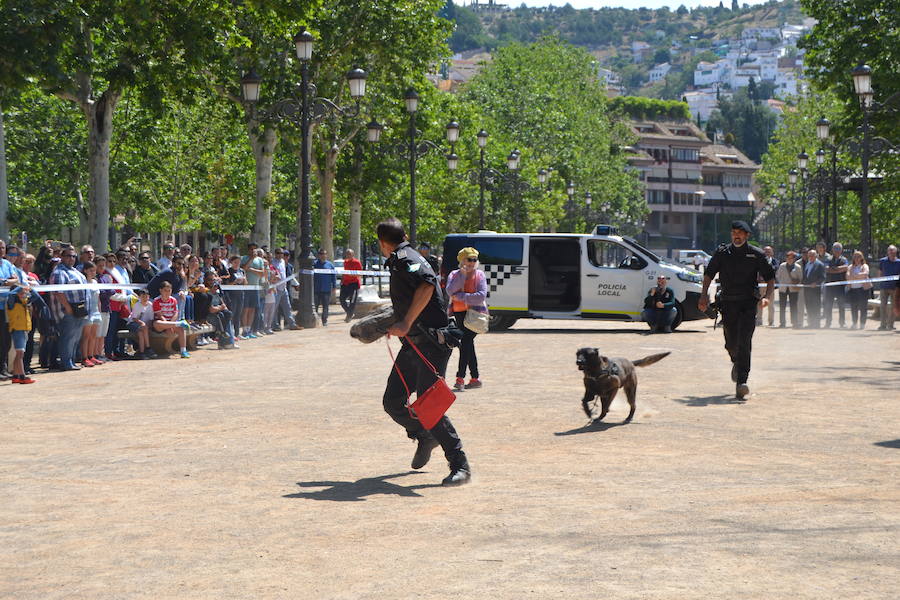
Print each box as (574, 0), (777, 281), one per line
(444, 0), (812, 126)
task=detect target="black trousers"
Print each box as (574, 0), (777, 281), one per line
(339, 282), (359, 317)
(720, 299), (758, 385)
(383, 334), (464, 464)
(778, 291), (799, 327)
(847, 288), (869, 326)
(823, 285), (846, 326)
(453, 311), (479, 380)
(805, 288), (822, 328)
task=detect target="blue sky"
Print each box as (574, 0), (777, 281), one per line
(457, 0), (775, 9)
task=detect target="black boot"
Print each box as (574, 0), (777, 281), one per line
(442, 453), (471, 487)
(411, 434), (440, 470)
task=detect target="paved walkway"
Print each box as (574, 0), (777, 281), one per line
(2, 319), (898, 599)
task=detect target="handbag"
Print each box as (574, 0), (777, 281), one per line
(71, 302), (88, 318)
(388, 337), (456, 430)
(464, 307), (489, 334)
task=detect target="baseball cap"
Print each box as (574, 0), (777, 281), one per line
(731, 220), (752, 233)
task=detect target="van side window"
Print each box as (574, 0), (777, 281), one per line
(588, 240), (647, 270)
(444, 236), (524, 266)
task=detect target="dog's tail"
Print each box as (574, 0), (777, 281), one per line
(632, 351), (671, 368)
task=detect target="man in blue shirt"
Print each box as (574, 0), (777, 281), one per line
(49, 248), (89, 370)
(313, 249), (337, 326)
(879, 244), (899, 330)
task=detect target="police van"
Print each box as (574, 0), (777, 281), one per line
(441, 225), (708, 331)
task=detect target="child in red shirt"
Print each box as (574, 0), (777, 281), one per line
(152, 281), (191, 358)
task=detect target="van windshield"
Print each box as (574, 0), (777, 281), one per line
(621, 237), (661, 264)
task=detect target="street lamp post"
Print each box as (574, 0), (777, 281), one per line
(849, 66), (899, 257)
(476, 129), (488, 228)
(448, 128), (501, 230)
(797, 151), (808, 246)
(240, 29), (367, 328)
(584, 191), (592, 229)
(852, 64), (874, 257)
(788, 169), (798, 248)
(778, 183), (787, 249)
(367, 89), (458, 245)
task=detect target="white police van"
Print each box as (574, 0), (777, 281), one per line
(442, 225), (707, 331)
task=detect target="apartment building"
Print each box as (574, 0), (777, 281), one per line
(627, 121), (760, 254)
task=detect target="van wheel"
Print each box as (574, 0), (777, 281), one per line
(488, 315), (517, 332)
(646, 301), (683, 331)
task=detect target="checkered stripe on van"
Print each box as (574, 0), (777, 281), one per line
(483, 264), (524, 296)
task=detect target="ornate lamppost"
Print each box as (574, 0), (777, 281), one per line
(448, 128), (506, 230)
(366, 89), (459, 245)
(240, 29), (367, 328)
(811, 65), (899, 256)
(788, 169), (798, 249)
(797, 151), (809, 246)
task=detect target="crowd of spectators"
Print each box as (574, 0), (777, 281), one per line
(747, 241), (899, 330)
(0, 237), (302, 383)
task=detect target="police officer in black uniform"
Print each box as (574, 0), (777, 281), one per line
(378, 218), (471, 486)
(698, 221), (775, 399)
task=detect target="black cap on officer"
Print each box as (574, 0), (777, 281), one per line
(731, 220), (752, 233)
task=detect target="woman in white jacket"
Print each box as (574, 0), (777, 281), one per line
(776, 250), (803, 328)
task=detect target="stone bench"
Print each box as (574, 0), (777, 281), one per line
(117, 323), (216, 355)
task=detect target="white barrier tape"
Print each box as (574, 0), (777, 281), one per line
(25, 283), (148, 292)
(298, 268), (391, 277)
(760, 275), (898, 289)
(220, 274), (297, 291)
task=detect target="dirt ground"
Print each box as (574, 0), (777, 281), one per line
(1, 316), (898, 599)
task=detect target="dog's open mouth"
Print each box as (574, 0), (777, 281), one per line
(576, 360), (586, 371)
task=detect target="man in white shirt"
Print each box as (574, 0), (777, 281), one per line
(271, 248), (300, 330)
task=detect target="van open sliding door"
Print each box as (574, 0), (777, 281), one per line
(528, 237), (581, 312)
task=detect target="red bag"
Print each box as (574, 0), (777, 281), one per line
(388, 337), (457, 430)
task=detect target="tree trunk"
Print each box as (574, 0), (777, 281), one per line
(0, 104), (8, 241)
(74, 177), (90, 246)
(348, 190), (362, 255)
(348, 143), (364, 255)
(316, 144), (338, 259)
(249, 124), (277, 248)
(85, 91), (119, 251)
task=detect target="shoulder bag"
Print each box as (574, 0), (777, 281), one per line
(388, 337), (456, 430)
(464, 308), (489, 334)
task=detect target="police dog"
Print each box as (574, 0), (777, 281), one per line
(575, 348), (670, 422)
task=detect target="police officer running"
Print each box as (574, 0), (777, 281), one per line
(378, 218), (471, 486)
(697, 221), (775, 399)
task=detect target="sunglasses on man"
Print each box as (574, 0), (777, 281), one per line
(466, 257), (478, 263)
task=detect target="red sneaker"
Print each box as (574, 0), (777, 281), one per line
(464, 378), (483, 389)
(82, 358), (95, 367)
(17, 376), (36, 384)
(105, 353), (121, 362)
